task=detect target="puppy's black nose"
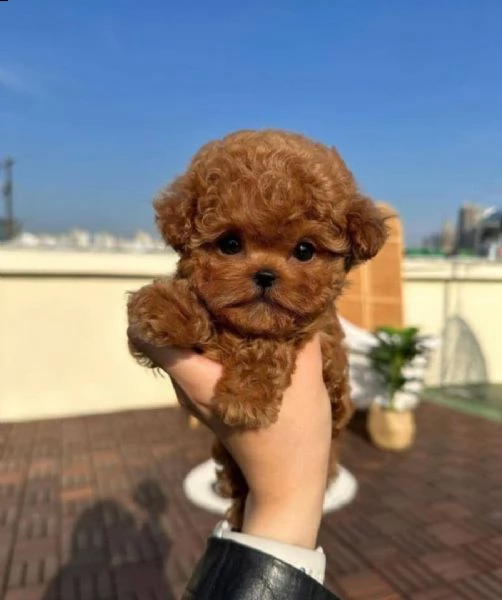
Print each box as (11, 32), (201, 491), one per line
(253, 270), (277, 289)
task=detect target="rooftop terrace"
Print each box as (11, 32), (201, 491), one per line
(0, 403), (501, 599)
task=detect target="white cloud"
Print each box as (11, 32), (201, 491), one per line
(0, 66), (38, 95)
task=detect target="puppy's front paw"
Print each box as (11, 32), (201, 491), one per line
(215, 395), (280, 429)
(127, 278), (212, 348)
(127, 285), (173, 347)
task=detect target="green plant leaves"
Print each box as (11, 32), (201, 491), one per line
(369, 326), (426, 410)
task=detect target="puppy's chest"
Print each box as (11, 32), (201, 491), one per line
(201, 330), (303, 368)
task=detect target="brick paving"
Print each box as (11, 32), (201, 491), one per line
(0, 403), (501, 600)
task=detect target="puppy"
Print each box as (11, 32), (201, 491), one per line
(128, 129), (388, 528)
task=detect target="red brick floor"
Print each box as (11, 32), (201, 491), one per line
(0, 403), (501, 599)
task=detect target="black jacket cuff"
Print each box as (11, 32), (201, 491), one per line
(182, 537), (341, 600)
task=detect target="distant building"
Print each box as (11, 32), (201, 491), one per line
(421, 220), (455, 255)
(92, 232), (118, 250)
(420, 201), (502, 258)
(1, 227), (167, 253)
(422, 232), (442, 253)
(441, 220), (455, 255)
(456, 202), (484, 252)
(68, 229), (92, 249)
(477, 208), (502, 259)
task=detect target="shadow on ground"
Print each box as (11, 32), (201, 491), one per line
(42, 479), (175, 600)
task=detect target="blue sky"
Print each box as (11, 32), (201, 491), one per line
(1, 0), (501, 244)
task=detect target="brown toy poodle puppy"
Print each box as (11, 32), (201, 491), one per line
(128, 129), (388, 528)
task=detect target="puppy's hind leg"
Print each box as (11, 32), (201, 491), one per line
(212, 439), (248, 531)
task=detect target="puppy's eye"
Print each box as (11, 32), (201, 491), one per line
(217, 233), (243, 255)
(293, 241), (316, 262)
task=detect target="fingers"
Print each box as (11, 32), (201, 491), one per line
(170, 378), (212, 427)
(128, 324), (324, 433)
(127, 325), (222, 410)
(127, 326), (192, 369)
(128, 325), (209, 378)
(169, 353), (222, 393)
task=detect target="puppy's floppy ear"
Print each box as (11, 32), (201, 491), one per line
(345, 195), (389, 270)
(154, 175), (196, 253)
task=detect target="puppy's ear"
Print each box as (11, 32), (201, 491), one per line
(154, 175), (196, 253)
(345, 196), (388, 270)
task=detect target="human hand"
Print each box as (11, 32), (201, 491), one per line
(127, 329), (331, 549)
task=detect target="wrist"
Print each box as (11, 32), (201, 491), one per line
(241, 492), (324, 549)
(213, 520), (326, 584)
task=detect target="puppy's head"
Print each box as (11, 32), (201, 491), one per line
(155, 130), (388, 336)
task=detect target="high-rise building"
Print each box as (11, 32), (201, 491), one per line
(456, 202), (483, 251)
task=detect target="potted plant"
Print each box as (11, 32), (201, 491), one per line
(367, 326), (429, 451)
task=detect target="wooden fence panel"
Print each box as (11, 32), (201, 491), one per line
(337, 203), (403, 331)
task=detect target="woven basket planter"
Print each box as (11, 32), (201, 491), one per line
(367, 402), (416, 451)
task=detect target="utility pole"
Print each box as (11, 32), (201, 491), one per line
(1, 157), (15, 240)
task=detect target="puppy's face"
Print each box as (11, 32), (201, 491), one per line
(155, 130), (388, 336)
(187, 216), (349, 336)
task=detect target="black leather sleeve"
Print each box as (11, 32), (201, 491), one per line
(182, 538), (342, 600)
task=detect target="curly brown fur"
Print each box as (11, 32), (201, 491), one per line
(128, 129), (388, 529)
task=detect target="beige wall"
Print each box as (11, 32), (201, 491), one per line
(0, 249), (179, 421)
(1, 249), (501, 421)
(404, 259), (502, 386)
